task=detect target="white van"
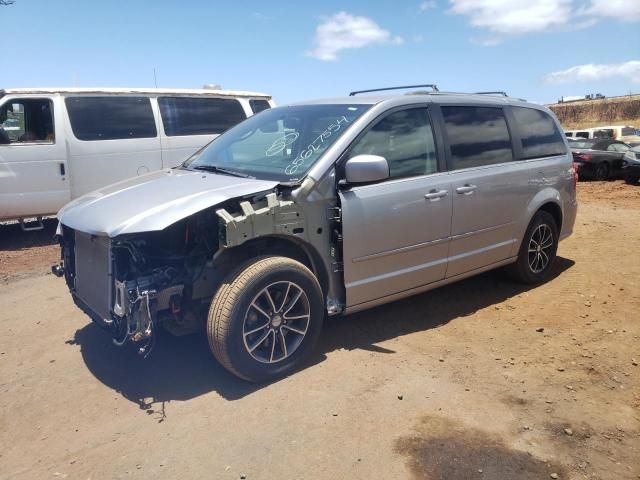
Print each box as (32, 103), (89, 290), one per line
(564, 125), (638, 140)
(0, 87), (273, 228)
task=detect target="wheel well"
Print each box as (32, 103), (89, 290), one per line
(214, 236), (329, 296)
(538, 202), (562, 231)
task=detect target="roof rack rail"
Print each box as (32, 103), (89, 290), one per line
(349, 84), (439, 96)
(474, 91), (508, 97)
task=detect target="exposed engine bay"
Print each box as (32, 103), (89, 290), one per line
(112, 208), (221, 353)
(57, 208), (223, 356)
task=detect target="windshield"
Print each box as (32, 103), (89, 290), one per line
(184, 104), (371, 182)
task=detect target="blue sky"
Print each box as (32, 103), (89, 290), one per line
(1, 0), (638, 104)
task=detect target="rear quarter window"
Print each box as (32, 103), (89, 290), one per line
(512, 107), (566, 158)
(249, 99), (271, 114)
(441, 106), (513, 170)
(158, 97), (246, 136)
(65, 96), (157, 141)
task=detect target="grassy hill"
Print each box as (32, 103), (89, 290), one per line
(548, 95), (640, 130)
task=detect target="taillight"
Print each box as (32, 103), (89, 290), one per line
(572, 162), (579, 187)
(574, 152), (592, 161)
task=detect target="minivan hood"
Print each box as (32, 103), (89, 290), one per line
(58, 168), (278, 237)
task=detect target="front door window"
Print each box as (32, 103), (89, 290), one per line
(0, 98), (55, 144)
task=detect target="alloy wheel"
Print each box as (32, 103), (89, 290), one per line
(527, 224), (554, 274)
(242, 281), (310, 364)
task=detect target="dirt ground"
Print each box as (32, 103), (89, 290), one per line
(1, 181), (639, 480)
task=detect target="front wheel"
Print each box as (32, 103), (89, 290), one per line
(207, 256), (324, 382)
(625, 175), (639, 186)
(508, 211), (559, 284)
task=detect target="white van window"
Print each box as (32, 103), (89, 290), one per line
(594, 129), (614, 139)
(621, 127), (635, 136)
(65, 96), (157, 141)
(575, 131), (589, 138)
(512, 107), (566, 159)
(158, 97), (246, 136)
(249, 99), (271, 114)
(0, 98), (54, 144)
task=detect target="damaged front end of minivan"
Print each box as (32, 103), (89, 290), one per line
(52, 169), (329, 357)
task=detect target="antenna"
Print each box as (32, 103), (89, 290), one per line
(153, 68), (158, 88)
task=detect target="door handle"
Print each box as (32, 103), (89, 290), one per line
(59, 162), (65, 176)
(424, 189), (448, 200)
(456, 184), (477, 195)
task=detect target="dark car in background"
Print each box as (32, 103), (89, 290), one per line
(570, 139), (632, 180)
(622, 145), (640, 185)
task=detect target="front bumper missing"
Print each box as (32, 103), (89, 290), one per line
(59, 228), (159, 355)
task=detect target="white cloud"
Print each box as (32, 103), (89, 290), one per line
(448, 0), (573, 34)
(544, 60), (640, 84)
(583, 0), (640, 21)
(306, 12), (403, 61)
(420, 1), (437, 11)
(448, 0), (639, 43)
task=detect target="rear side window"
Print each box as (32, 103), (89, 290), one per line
(512, 107), (566, 158)
(442, 106), (513, 169)
(158, 97), (246, 136)
(249, 99), (271, 114)
(348, 108), (438, 179)
(607, 143), (630, 152)
(65, 96), (157, 141)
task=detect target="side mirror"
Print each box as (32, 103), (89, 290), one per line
(344, 154), (390, 184)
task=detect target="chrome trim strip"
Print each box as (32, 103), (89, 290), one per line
(346, 256), (449, 289)
(450, 221), (513, 240)
(352, 236), (450, 263)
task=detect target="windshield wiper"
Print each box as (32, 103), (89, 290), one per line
(192, 165), (255, 179)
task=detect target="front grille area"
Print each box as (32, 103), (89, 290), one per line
(74, 231), (113, 322)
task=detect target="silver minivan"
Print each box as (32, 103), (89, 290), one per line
(54, 86), (578, 382)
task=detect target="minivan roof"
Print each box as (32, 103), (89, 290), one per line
(0, 87), (271, 99)
(293, 92), (536, 108)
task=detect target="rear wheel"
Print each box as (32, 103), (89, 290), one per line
(207, 256), (324, 382)
(625, 175), (639, 186)
(508, 211), (559, 284)
(594, 162), (609, 181)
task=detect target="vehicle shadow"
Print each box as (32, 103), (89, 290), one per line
(70, 257), (574, 410)
(0, 218), (58, 251)
(316, 256), (574, 356)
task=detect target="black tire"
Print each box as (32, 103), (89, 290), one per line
(625, 175), (639, 186)
(207, 256), (324, 382)
(594, 162), (609, 181)
(507, 211), (559, 284)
